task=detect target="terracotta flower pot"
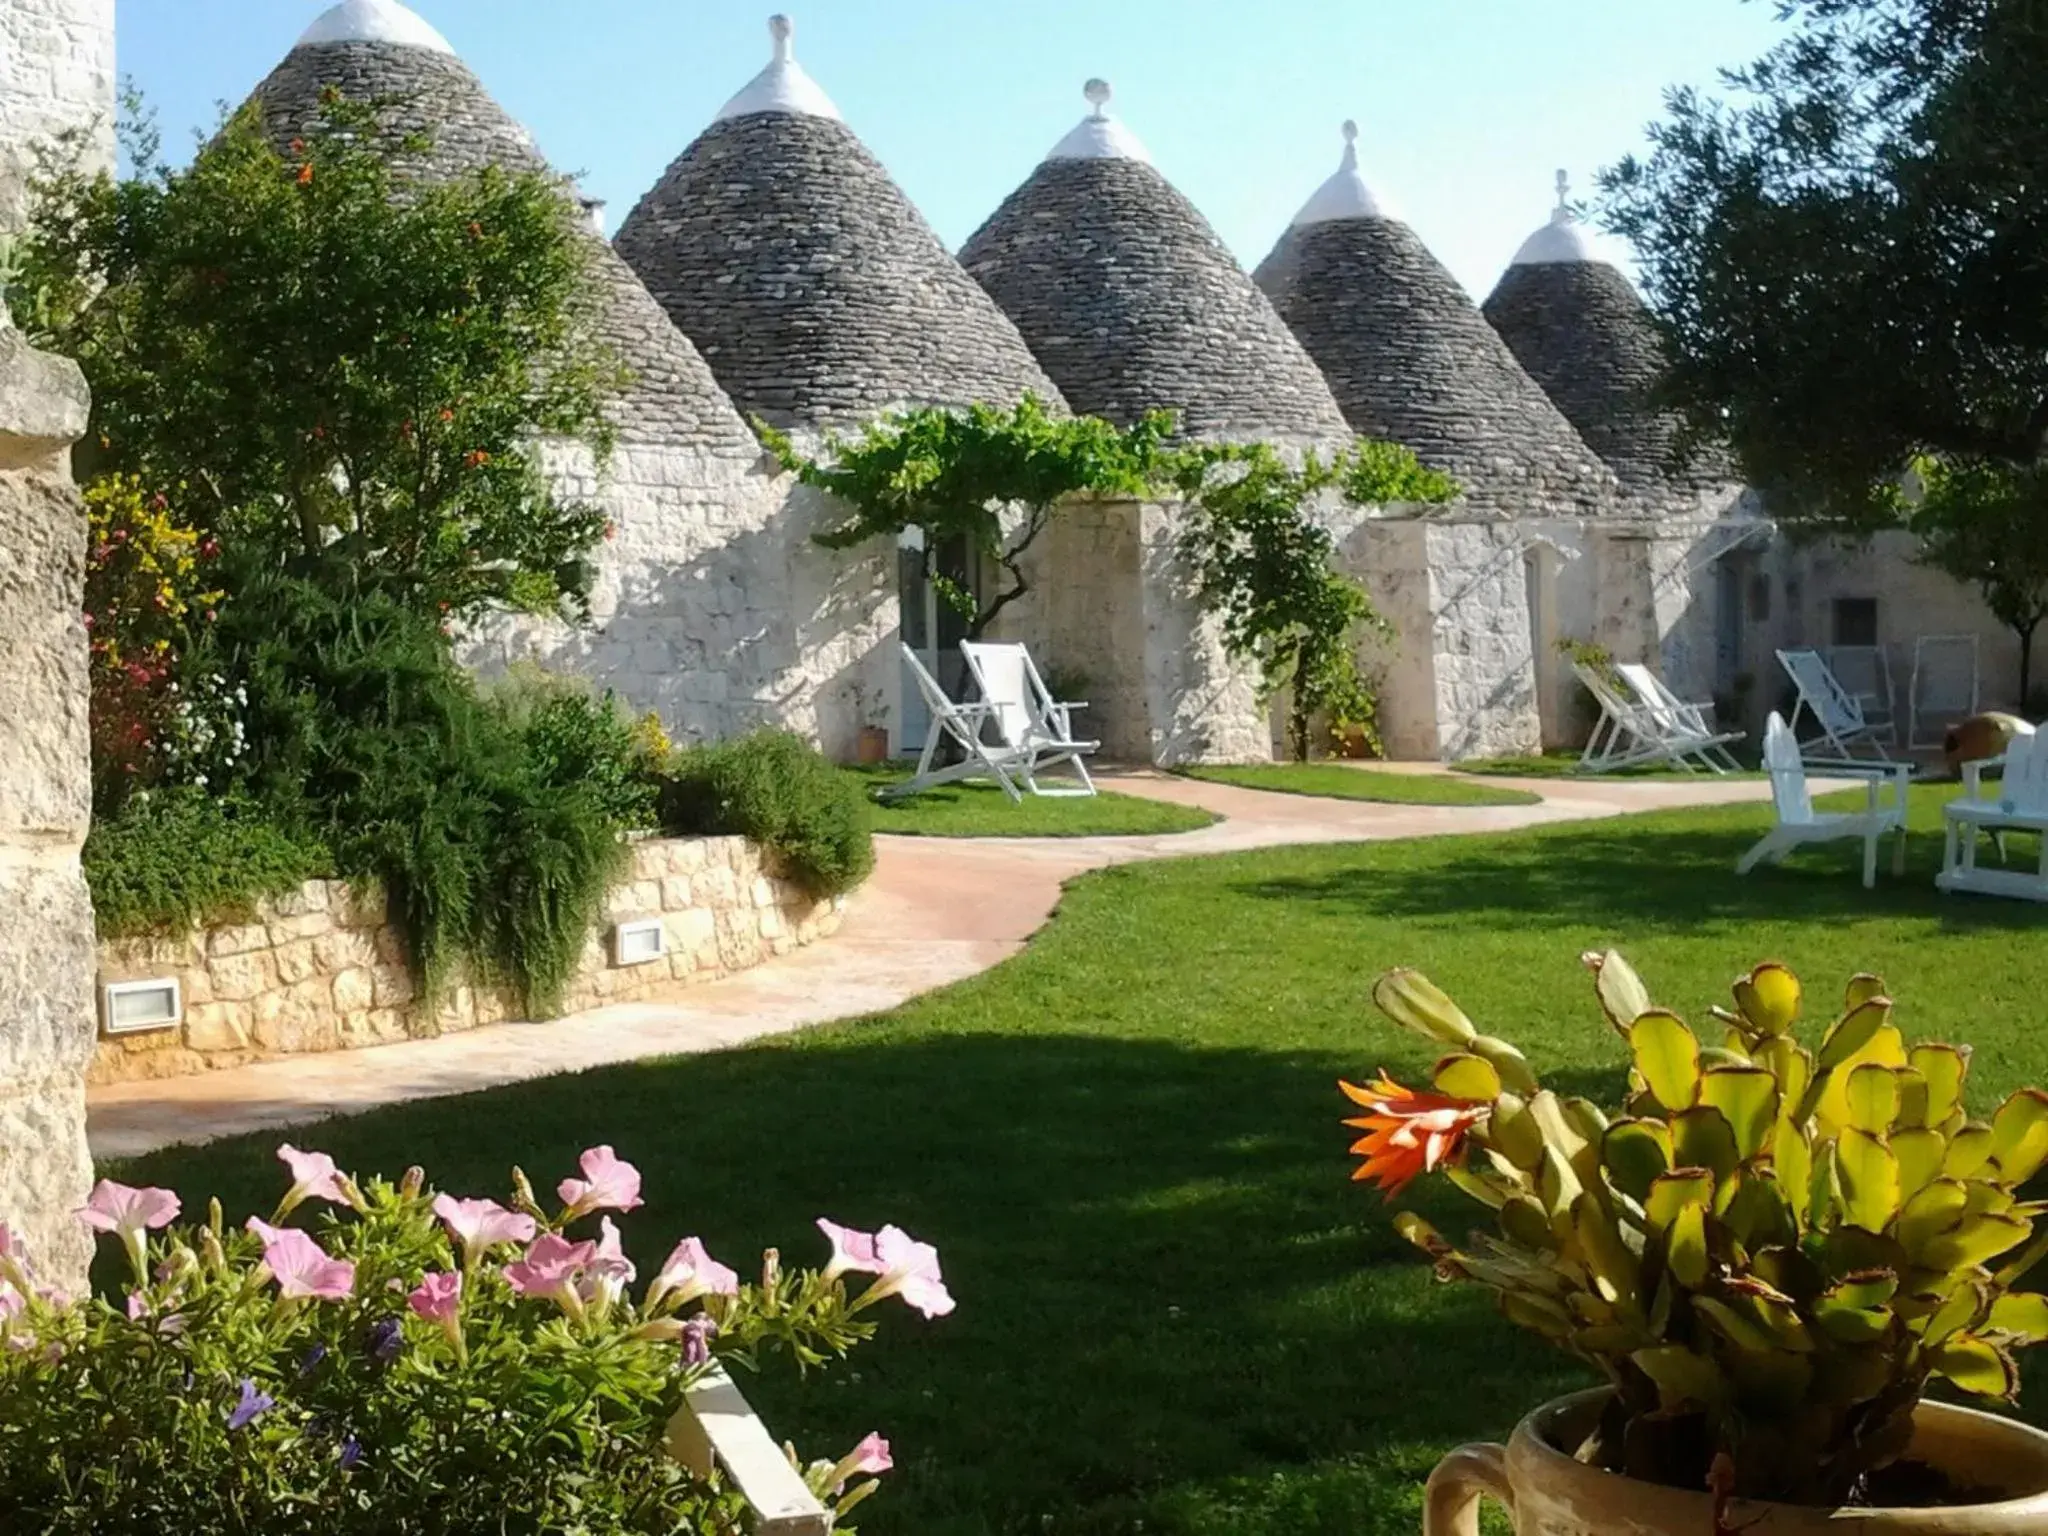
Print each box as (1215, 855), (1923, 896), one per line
(1425, 1390), (2048, 1535)
(855, 725), (890, 766)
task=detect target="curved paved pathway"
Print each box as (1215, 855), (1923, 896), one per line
(88, 767), (1784, 1159)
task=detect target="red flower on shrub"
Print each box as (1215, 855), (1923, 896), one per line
(464, 450), (491, 470)
(297, 163), (314, 187)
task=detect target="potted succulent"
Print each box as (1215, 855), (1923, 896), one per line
(0, 1143), (952, 1533)
(1341, 952), (2048, 1534)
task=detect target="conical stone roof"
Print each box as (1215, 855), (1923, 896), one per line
(958, 82), (1351, 448)
(614, 16), (1064, 432)
(1482, 172), (1734, 503)
(1255, 127), (1619, 518)
(247, 0), (759, 458)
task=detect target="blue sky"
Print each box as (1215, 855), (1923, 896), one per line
(116, 0), (1786, 300)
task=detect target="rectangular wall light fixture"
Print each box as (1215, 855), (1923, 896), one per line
(101, 978), (183, 1036)
(612, 919), (667, 968)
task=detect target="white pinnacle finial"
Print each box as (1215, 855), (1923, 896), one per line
(1340, 120), (1360, 173)
(1553, 169), (1573, 223)
(1084, 79), (1112, 118)
(1509, 167), (1605, 264)
(713, 11), (841, 121)
(769, 13), (793, 61)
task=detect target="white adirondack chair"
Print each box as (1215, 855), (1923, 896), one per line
(959, 640), (1099, 797)
(1614, 663), (1746, 773)
(1574, 662), (1738, 774)
(884, 644), (1028, 803)
(1737, 712), (1909, 889)
(1937, 726), (2048, 902)
(1777, 649), (1893, 761)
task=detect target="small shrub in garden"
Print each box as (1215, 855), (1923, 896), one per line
(1342, 951), (2048, 1509)
(664, 731), (875, 900)
(490, 667), (667, 834)
(84, 787), (329, 939)
(0, 1144), (949, 1534)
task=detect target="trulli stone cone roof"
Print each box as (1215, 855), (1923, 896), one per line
(246, 0), (760, 458)
(613, 16), (1065, 432)
(958, 82), (1352, 449)
(1482, 172), (1735, 504)
(1255, 127), (1620, 518)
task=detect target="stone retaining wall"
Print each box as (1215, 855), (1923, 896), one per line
(90, 836), (841, 1085)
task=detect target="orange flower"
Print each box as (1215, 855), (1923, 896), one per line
(297, 163), (314, 186)
(1340, 1073), (1487, 1198)
(464, 449), (491, 469)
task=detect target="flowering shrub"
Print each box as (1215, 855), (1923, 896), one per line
(0, 1144), (948, 1534)
(82, 474), (224, 807)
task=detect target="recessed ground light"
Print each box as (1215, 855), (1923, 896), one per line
(102, 978), (183, 1036)
(612, 920), (667, 968)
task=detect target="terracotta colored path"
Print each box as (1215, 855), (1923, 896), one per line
(88, 767), (1785, 1159)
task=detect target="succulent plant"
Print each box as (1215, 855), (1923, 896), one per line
(1342, 953), (2048, 1507)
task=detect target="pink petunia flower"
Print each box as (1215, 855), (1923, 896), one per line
(504, 1233), (596, 1315)
(645, 1236), (739, 1312)
(557, 1146), (643, 1220)
(431, 1195), (536, 1263)
(0, 1223), (31, 1292)
(579, 1217), (638, 1312)
(861, 1227), (956, 1320)
(276, 1145), (352, 1215)
(0, 1280), (22, 1323)
(78, 1182), (181, 1280)
(831, 1432), (893, 1491)
(817, 1219), (884, 1281)
(407, 1271), (462, 1325)
(247, 1218), (356, 1302)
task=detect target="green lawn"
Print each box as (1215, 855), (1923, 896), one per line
(1456, 751), (1764, 779)
(120, 786), (2048, 1535)
(1181, 762), (1541, 807)
(850, 765), (1219, 838)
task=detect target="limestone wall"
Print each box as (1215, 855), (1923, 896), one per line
(464, 445), (898, 765)
(0, 326), (96, 1287)
(91, 835), (841, 1085)
(0, 0), (113, 230)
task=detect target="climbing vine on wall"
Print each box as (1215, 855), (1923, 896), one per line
(763, 395), (1176, 639)
(1176, 442), (1458, 762)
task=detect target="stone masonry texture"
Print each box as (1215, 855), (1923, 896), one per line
(92, 835), (840, 1085)
(1482, 260), (1737, 507)
(0, 319), (96, 1289)
(615, 111), (1067, 432)
(1256, 217), (1622, 519)
(959, 158), (1353, 449)
(0, 0), (113, 231)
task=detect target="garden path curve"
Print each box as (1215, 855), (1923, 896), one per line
(87, 767), (1787, 1158)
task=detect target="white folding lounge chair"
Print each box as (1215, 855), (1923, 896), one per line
(1574, 662), (1736, 775)
(1614, 663), (1746, 773)
(1938, 725), (2048, 903)
(1909, 634), (1982, 751)
(959, 640), (1100, 798)
(884, 644), (1028, 803)
(1823, 645), (1898, 748)
(1777, 649), (1893, 762)
(1737, 713), (1909, 889)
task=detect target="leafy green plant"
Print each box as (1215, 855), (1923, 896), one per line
(17, 91), (619, 620)
(0, 1143), (945, 1534)
(764, 396), (1176, 640)
(664, 732), (875, 900)
(1910, 457), (2048, 704)
(488, 668), (666, 835)
(1344, 952), (2048, 1508)
(1177, 442), (1457, 762)
(84, 788), (330, 939)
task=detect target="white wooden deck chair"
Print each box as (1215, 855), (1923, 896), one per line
(1910, 634), (1982, 751)
(959, 640), (1099, 798)
(884, 644), (1027, 803)
(1777, 649), (1893, 761)
(1738, 713), (1910, 889)
(1574, 663), (1662, 774)
(1938, 725), (2048, 903)
(1614, 663), (1746, 773)
(1823, 645), (1898, 748)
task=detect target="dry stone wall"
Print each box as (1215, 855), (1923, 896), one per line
(91, 836), (841, 1086)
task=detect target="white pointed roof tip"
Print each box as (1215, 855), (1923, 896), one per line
(1046, 79), (1152, 164)
(714, 13), (843, 123)
(297, 0), (455, 54)
(1510, 168), (1613, 266)
(1289, 119), (1396, 227)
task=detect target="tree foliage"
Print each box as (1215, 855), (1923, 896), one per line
(762, 395), (1176, 640)
(1911, 459), (2048, 702)
(13, 94), (622, 617)
(1177, 443), (1458, 761)
(1601, 0), (2048, 532)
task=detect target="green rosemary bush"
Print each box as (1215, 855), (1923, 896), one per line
(664, 731), (874, 900)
